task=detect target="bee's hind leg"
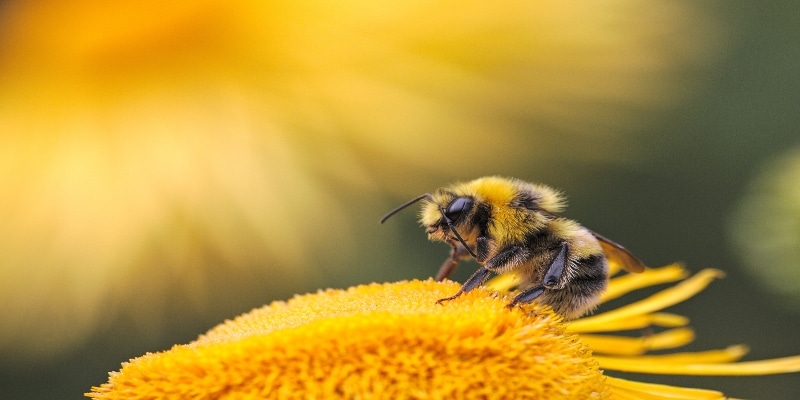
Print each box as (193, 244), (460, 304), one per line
(507, 243), (568, 309)
(543, 244), (568, 288)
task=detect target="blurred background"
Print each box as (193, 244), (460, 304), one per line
(0, 1), (798, 398)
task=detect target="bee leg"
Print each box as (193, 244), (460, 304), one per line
(483, 243), (530, 270)
(436, 267), (491, 304)
(543, 243), (568, 288)
(435, 244), (472, 281)
(507, 244), (568, 308)
(435, 257), (459, 282)
(506, 285), (545, 308)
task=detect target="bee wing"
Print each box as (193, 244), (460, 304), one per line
(590, 231), (646, 273)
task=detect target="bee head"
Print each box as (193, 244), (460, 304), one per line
(441, 196), (473, 225)
(428, 177), (558, 248)
(380, 193), (478, 258)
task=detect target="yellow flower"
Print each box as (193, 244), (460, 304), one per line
(88, 265), (800, 399)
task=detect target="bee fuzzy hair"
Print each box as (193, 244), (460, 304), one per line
(520, 181), (566, 213)
(462, 177), (566, 213)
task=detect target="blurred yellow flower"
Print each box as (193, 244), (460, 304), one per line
(88, 265), (800, 399)
(0, 0), (723, 361)
(730, 147), (800, 307)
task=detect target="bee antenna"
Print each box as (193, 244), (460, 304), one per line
(442, 215), (478, 259)
(380, 193), (433, 224)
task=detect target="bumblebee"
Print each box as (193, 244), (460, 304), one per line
(381, 176), (645, 319)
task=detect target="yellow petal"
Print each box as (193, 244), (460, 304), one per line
(596, 354), (800, 375)
(567, 312), (688, 333)
(605, 376), (726, 400)
(572, 269), (724, 332)
(580, 328), (695, 356)
(600, 263), (688, 303)
(601, 345), (749, 365)
(485, 272), (520, 292)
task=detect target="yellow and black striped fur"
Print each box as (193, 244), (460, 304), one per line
(381, 176), (645, 319)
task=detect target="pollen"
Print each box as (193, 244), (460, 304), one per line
(87, 280), (608, 400)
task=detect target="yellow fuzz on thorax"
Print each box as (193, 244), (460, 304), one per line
(519, 181), (566, 213)
(419, 177), (567, 247)
(467, 177), (557, 246)
(488, 202), (534, 246)
(548, 218), (602, 258)
(463, 176), (520, 205)
(469, 178), (527, 245)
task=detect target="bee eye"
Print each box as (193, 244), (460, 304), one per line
(444, 197), (473, 222)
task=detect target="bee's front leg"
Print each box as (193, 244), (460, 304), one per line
(435, 267), (491, 304)
(437, 240), (531, 304)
